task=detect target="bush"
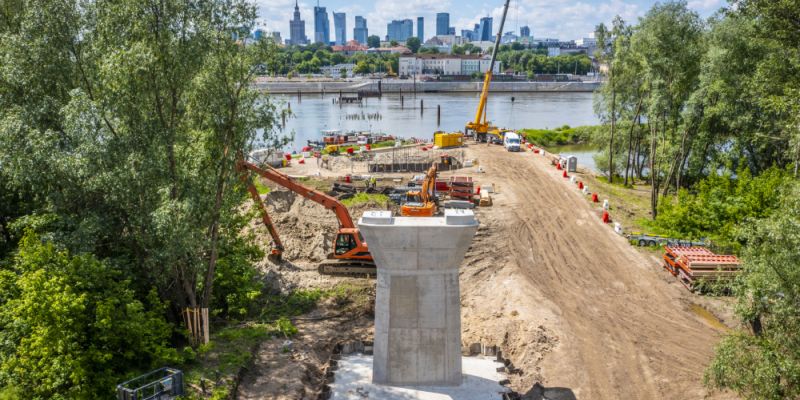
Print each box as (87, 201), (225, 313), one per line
(341, 193), (389, 207)
(0, 231), (178, 399)
(519, 125), (598, 146)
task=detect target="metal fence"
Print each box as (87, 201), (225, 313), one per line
(117, 367), (185, 400)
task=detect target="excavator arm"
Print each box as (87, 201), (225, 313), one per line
(236, 159), (357, 229)
(238, 160), (284, 258)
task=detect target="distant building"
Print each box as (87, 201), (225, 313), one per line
(501, 31), (517, 44)
(417, 17), (424, 40)
(576, 37), (597, 56)
(270, 31), (282, 44)
(313, 5), (330, 44)
(332, 40), (368, 55)
(448, 27), (455, 35)
(436, 13), (450, 36)
(399, 53), (502, 76)
(520, 25), (530, 37)
(386, 19), (413, 42)
(461, 29), (475, 42)
(333, 12), (346, 45)
(477, 17), (492, 41)
(321, 63), (355, 77)
(547, 47), (560, 57)
(289, 0), (308, 45)
(253, 28), (265, 41)
(366, 46), (412, 55)
(354, 16), (368, 44)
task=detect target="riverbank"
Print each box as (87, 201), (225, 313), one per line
(255, 79), (601, 94)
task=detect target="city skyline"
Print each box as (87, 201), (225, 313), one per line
(259, 0), (726, 45)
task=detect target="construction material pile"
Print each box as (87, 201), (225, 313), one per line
(662, 246), (741, 291)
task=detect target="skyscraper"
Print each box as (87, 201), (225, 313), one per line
(448, 27), (455, 35)
(417, 17), (424, 40)
(289, 0), (308, 45)
(477, 17), (492, 41)
(314, 5), (330, 44)
(333, 12), (346, 45)
(436, 13), (449, 36)
(386, 19), (413, 42)
(354, 16), (368, 44)
(520, 25), (531, 37)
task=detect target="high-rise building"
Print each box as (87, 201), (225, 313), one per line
(386, 19), (413, 42)
(354, 16), (368, 44)
(520, 25), (530, 37)
(289, 0), (308, 45)
(477, 17), (492, 41)
(417, 17), (424, 40)
(436, 13), (449, 36)
(314, 5), (330, 44)
(448, 27), (455, 35)
(333, 12), (346, 45)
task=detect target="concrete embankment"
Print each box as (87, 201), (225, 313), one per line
(254, 80), (601, 94)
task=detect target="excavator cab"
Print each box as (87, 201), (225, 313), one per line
(334, 232), (358, 256)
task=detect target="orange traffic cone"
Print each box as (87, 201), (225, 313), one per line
(592, 193), (599, 202)
(602, 210), (610, 223)
(562, 170), (568, 178)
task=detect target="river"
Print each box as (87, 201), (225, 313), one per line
(268, 92), (599, 152)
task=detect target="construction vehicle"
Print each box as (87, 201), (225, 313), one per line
(464, 0), (511, 143)
(400, 163), (438, 217)
(236, 158), (375, 276)
(662, 246), (741, 292)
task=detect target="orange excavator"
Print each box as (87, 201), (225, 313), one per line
(236, 157), (375, 276)
(400, 163), (438, 217)
(464, 0), (511, 143)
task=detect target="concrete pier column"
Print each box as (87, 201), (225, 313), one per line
(358, 210), (479, 386)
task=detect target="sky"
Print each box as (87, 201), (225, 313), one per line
(254, 0), (727, 43)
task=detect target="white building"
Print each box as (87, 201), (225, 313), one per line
(399, 54), (502, 76)
(321, 63), (355, 77)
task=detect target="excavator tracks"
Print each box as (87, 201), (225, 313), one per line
(318, 260), (376, 278)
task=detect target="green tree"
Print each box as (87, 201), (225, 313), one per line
(706, 182), (800, 399)
(354, 60), (372, 75)
(367, 35), (380, 48)
(406, 37), (421, 53)
(0, 232), (177, 399)
(389, 40), (398, 47)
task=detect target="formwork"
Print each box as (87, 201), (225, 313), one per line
(662, 246), (741, 291)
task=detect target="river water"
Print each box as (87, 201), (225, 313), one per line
(269, 92), (599, 152)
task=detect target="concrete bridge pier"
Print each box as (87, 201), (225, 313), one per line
(358, 210), (479, 386)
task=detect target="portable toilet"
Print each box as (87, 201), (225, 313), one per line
(562, 155), (578, 172)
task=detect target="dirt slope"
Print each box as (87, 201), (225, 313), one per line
(454, 145), (731, 399)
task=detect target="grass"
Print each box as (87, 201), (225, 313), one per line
(180, 283), (373, 399)
(253, 178), (271, 195)
(341, 193), (389, 208)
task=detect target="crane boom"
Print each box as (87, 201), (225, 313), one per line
(237, 159), (356, 229)
(471, 0), (512, 126)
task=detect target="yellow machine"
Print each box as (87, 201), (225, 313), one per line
(465, 0), (511, 143)
(324, 144), (339, 154)
(433, 131), (464, 148)
(400, 163), (438, 217)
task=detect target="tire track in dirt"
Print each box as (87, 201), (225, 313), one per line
(458, 145), (728, 399)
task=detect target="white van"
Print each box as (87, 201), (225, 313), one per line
(503, 132), (521, 152)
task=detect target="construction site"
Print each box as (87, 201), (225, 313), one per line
(228, 2), (737, 398)
(234, 137), (738, 399)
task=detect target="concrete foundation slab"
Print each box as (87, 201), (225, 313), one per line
(330, 354), (510, 400)
(359, 210), (479, 386)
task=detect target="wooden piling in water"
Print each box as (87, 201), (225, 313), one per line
(437, 105), (441, 126)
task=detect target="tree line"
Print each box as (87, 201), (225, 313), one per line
(592, 1), (799, 398)
(0, 0), (285, 397)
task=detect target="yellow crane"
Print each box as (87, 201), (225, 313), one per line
(465, 0), (512, 143)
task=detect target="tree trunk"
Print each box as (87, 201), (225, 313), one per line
(201, 150), (228, 310)
(624, 98), (643, 186)
(650, 118), (660, 220)
(609, 88), (616, 184)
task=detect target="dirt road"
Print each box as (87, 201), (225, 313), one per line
(453, 144), (729, 399)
